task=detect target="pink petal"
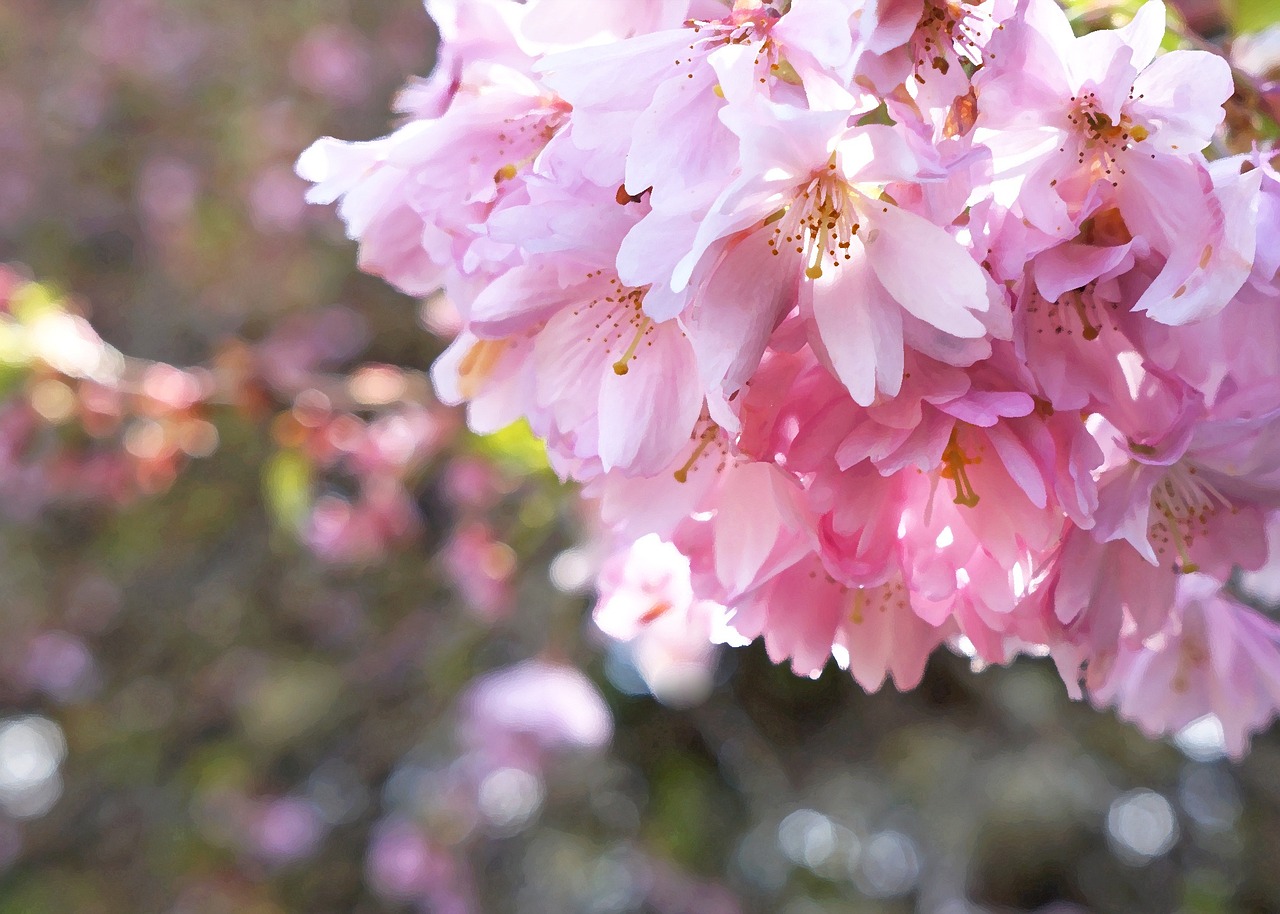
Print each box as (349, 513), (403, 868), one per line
(1131, 50), (1233, 154)
(598, 323), (703, 474)
(809, 244), (904, 406)
(864, 204), (990, 338)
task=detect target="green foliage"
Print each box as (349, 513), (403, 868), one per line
(469, 419), (551, 476)
(1236, 0), (1280, 31)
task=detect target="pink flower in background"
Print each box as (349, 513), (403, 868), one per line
(290, 24), (373, 105)
(21, 632), (98, 703)
(441, 523), (516, 620)
(251, 797), (326, 866)
(459, 660), (612, 772)
(1233, 25), (1280, 122)
(367, 818), (476, 913)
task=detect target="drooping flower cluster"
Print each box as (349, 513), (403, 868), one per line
(299, 0), (1280, 755)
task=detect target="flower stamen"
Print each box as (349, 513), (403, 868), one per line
(673, 424), (719, 483)
(940, 428), (981, 508)
(1149, 463), (1232, 574)
(770, 167), (860, 280)
(612, 316), (653, 376)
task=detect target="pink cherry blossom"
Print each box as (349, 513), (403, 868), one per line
(303, 0), (1280, 752)
(653, 96), (1002, 407)
(595, 534), (745, 707)
(297, 66), (569, 298)
(727, 550), (950, 687)
(1088, 573), (1280, 758)
(974, 0), (1250, 325)
(459, 660), (612, 772)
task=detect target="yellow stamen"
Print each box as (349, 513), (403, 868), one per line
(1070, 293), (1101, 341)
(673, 426), (718, 483)
(940, 428), (980, 508)
(1149, 463), (1231, 573)
(612, 316), (652, 376)
(770, 58), (803, 86)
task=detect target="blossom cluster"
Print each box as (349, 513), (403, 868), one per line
(299, 0), (1280, 755)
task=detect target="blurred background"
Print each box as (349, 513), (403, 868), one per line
(1, 1), (1280, 912)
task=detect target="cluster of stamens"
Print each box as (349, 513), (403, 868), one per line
(767, 165), (860, 280)
(1148, 462), (1232, 574)
(913, 0), (991, 80)
(675, 5), (790, 91)
(799, 565), (912, 622)
(574, 277), (658, 376)
(1024, 284), (1119, 341)
(845, 577), (910, 625)
(1062, 89), (1149, 187)
(688, 3), (781, 42)
(490, 104), (569, 185)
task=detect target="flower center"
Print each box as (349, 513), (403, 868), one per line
(1148, 463), (1231, 574)
(767, 166), (860, 280)
(491, 101), (571, 186)
(575, 281), (658, 377)
(1024, 282), (1120, 341)
(847, 576), (908, 624)
(687, 3), (780, 48)
(1064, 90), (1149, 185)
(913, 0), (987, 77)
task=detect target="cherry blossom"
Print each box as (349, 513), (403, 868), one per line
(302, 0), (1280, 752)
